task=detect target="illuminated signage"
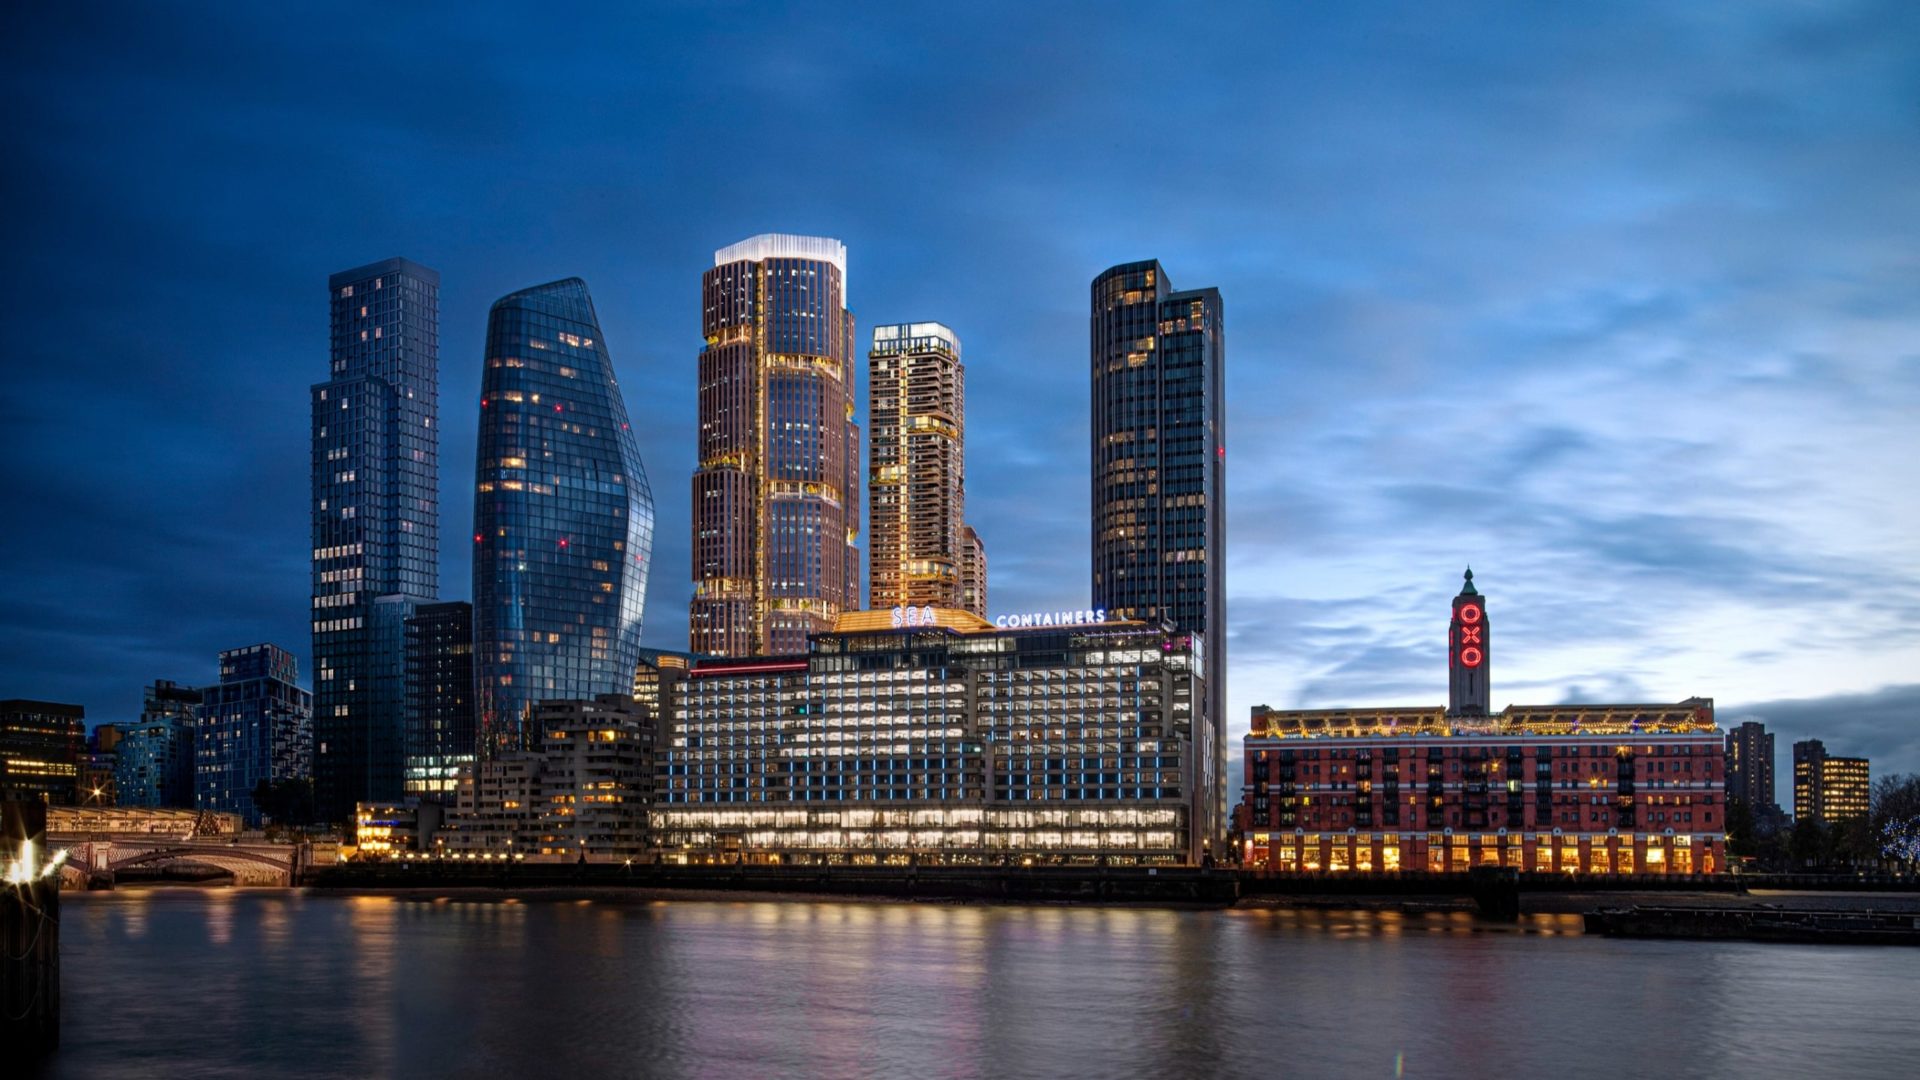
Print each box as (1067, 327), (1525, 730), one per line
(1456, 602), (1484, 668)
(890, 605), (939, 628)
(993, 608), (1109, 629)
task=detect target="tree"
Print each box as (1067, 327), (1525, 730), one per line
(1788, 816), (1827, 869)
(252, 777), (316, 827)
(1870, 773), (1920, 872)
(1830, 815), (1873, 868)
(1725, 797), (1756, 857)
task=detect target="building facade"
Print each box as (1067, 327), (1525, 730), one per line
(690, 234), (861, 658)
(1090, 261), (1226, 858)
(439, 694), (657, 860)
(83, 724), (122, 807)
(960, 526), (987, 618)
(312, 257), (441, 822)
(653, 609), (1207, 865)
(0, 701), (85, 804)
(1725, 720), (1777, 814)
(404, 600), (475, 803)
(353, 801), (443, 857)
(1792, 739), (1870, 824)
(1235, 573), (1727, 875)
(113, 680), (202, 808)
(195, 644), (314, 826)
(472, 278), (655, 756)
(867, 322), (985, 617)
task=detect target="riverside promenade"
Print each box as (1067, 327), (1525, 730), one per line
(306, 861), (1919, 917)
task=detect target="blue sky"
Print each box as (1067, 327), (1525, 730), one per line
(2, 2), (1915, 803)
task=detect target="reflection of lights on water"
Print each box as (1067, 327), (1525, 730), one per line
(1395, 1051), (1405, 1077)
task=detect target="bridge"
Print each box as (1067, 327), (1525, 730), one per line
(46, 807), (307, 888)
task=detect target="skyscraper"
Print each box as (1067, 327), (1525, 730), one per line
(1726, 720), (1777, 814)
(312, 257), (440, 822)
(1090, 260), (1226, 857)
(472, 278), (654, 755)
(195, 644), (313, 825)
(690, 234), (861, 656)
(867, 322), (986, 616)
(404, 600), (475, 803)
(114, 680), (201, 808)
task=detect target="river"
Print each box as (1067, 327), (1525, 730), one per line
(37, 890), (1920, 1079)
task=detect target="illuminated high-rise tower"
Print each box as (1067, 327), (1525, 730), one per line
(867, 322), (986, 616)
(690, 234), (861, 656)
(311, 257), (439, 823)
(472, 278), (654, 755)
(1090, 260), (1225, 856)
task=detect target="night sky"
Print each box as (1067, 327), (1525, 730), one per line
(3, 2), (1916, 796)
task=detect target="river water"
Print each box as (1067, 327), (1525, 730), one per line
(37, 890), (1919, 1079)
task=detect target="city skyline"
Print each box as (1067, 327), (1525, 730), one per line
(2, 3), (1916, 794)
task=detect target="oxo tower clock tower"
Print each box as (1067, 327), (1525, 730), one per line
(1448, 568), (1490, 717)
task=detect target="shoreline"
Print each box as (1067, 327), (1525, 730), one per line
(77, 882), (1920, 916)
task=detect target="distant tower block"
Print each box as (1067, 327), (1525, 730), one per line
(1448, 568), (1490, 716)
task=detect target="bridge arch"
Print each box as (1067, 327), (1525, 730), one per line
(108, 846), (295, 885)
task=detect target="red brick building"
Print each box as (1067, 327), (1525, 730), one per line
(1235, 572), (1726, 875)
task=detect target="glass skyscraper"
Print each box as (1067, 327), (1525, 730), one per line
(311, 257), (441, 822)
(113, 679), (201, 808)
(1090, 260), (1226, 859)
(867, 322), (985, 616)
(405, 600), (475, 802)
(195, 644), (313, 826)
(472, 278), (654, 755)
(690, 234), (861, 656)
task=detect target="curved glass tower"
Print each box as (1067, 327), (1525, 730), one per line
(472, 278), (653, 755)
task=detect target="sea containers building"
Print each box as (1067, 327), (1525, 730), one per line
(1235, 572), (1728, 875)
(652, 608), (1208, 865)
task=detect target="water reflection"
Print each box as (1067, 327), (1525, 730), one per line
(45, 893), (1920, 1080)
(203, 889), (234, 946)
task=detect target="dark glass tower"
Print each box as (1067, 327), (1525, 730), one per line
(1090, 260), (1225, 858)
(473, 278), (654, 755)
(404, 600), (475, 803)
(312, 257), (440, 822)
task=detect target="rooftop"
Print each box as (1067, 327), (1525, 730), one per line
(714, 234), (848, 290)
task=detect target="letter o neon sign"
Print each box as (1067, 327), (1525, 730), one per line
(1460, 646), (1483, 668)
(1459, 604), (1482, 624)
